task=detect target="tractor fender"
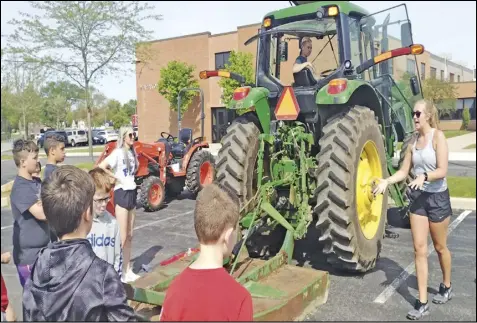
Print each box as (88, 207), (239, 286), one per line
(227, 87), (271, 134)
(182, 143), (209, 170)
(316, 80), (384, 132)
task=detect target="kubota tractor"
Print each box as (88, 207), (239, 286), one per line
(121, 1), (424, 320)
(96, 87), (215, 212)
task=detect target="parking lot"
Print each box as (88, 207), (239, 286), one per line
(1, 193), (475, 321)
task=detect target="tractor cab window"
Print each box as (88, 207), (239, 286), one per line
(257, 18), (340, 87)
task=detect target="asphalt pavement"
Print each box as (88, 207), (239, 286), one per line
(1, 193), (475, 321)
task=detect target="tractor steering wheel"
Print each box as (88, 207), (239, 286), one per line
(161, 132), (175, 142)
(320, 68), (337, 78)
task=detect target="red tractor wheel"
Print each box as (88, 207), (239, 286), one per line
(139, 176), (166, 212)
(185, 150), (215, 195)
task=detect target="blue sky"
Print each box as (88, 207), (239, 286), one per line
(1, 1), (475, 104)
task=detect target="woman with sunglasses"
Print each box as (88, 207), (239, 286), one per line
(98, 126), (140, 283)
(374, 99), (452, 320)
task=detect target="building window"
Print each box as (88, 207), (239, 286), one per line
(458, 75), (461, 82)
(430, 67), (436, 79)
(440, 70), (444, 80)
(450, 73), (455, 82)
(215, 51), (231, 70)
(406, 59), (415, 75)
(420, 62), (425, 80)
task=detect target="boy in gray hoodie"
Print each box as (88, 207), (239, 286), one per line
(87, 168), (122, 276)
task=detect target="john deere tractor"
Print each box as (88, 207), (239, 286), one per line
(122, 2), (424, 320)
(202, 1), (423, 273)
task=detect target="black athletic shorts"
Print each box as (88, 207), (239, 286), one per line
(408, 188), (452, 223)
(114, 188), (137, 211)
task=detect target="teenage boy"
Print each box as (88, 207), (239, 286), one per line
(10, 139), (49, 288)
(22, 165), (137, 321)
(87, 168), (122, 276)
(160, 183), (253, 322)
(43, 134), (66, 181)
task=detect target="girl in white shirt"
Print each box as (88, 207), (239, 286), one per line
(99, 126), (140, 283)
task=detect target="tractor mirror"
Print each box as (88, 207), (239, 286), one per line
(401, 22), (413, 48)
(279, 41), (288, 62)
(409, 75), (420, 96)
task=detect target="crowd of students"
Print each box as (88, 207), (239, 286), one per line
(0, 126), (253, 322)
(1, 98), (455, 321)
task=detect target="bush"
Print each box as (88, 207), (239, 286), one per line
(462, 107), (470, 130)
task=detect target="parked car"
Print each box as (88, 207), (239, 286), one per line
(65, 128), (88, 147)
(96, 130), (118, 143)
(37, 130), (68, 148)
(92, 130), (106, 145)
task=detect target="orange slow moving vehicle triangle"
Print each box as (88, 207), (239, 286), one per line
(274, 86), (300, 121)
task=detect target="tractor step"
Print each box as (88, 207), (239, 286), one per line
(124, 250), (329, 321)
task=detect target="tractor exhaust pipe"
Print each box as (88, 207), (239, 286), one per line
(177, 87), (205, 138)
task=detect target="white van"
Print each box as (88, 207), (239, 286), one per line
(65, 128), (88, 146)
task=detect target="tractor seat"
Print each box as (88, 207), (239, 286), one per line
(293, 68), (318, 87)
(170, 128), (193, 158)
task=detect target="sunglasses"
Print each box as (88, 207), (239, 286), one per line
(125, 133), (134, 139)
(412, 111), (422, 118)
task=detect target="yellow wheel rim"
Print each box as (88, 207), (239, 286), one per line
(356, 140), (383, 240)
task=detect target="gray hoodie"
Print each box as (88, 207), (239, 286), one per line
(86, 211), (122, 276)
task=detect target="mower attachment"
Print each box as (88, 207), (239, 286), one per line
(124, 243), (329, 321)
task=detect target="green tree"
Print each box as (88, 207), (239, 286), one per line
(5, 1), (162, 157)
(462, 107), (470, 130)
(123, 99), (137, 116)
(111, 110), (131, 129)
(157, 61), (199, 113)
(422, 77), (458, 118)
(218, 51), (255, 105)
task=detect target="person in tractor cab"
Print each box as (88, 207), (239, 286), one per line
(98, 126), (140, 283)
(292, 37), (316, 74)
(374, 99), (453, 320)
(159, 183), (253, 322)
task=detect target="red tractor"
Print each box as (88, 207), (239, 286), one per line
(96, 88), (215, 213)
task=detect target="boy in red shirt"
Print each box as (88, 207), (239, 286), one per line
(160, 183), (253, 321)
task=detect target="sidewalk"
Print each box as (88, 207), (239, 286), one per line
(446, 132), (476, 152)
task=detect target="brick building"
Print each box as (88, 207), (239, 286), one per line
(135, 23), (475, 143)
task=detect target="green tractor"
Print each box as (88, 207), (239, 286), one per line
(122, 2), (425, 320)
(202, 1), (423, 273)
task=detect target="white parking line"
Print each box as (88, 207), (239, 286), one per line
(373, 210), (473, 304)
(133, 210), (193, 231)
(1, 225), (13, 230)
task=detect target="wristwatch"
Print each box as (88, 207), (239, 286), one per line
(423, 172), (428, 181)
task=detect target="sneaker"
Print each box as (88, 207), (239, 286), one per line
(406, 299), (430, 320)
(432, 283), (453, 304)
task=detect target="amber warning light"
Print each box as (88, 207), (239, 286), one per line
(199, 70), (231, 79)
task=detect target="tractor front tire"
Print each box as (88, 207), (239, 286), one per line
(185, 149), (215, 195)
(314, 106), (387, 273)
(139, 176), (165, 212)
(215, 117), (261, 213)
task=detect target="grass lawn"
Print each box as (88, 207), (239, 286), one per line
(1, 155), (12, 160)
(464, 144), (476, 149)
(447, 176), (476, 198)
(66, 146), (105, 153)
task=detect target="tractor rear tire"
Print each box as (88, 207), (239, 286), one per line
(185, 149), (215, 195)
(139, 176), (165, 212)
(314, 106), (387, 273)
(215, 116), (261, 213)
